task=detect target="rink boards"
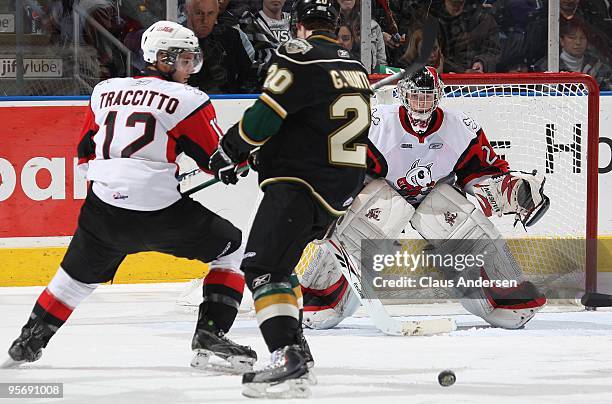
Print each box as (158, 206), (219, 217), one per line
(1, 94), (612, 285)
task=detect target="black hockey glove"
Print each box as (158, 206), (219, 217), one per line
(209, 146), (240, 185)
(209, 123), (254, 184)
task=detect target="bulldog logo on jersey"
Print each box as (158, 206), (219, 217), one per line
(396, 159), (436, 200)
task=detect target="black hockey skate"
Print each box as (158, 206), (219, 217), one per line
(191, 328), (257, 374)
(242, 345), (314, 399)
(3, 321), (54, 368)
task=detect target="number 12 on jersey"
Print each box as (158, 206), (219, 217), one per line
(328, 94), (369, 167)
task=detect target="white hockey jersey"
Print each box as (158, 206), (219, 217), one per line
(367, 104), (508, 204)
(78, 74), (222, 211)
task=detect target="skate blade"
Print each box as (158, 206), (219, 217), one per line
(191, 351), (255, 375)
(1, 357), (25, 369)
(242, 377), (311, 399)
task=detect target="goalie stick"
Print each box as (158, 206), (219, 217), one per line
(371, 14), (439, 91)
(325, 239), (456, 336)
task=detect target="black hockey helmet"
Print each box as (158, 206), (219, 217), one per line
(397, 66), (444, 133)
(290, 0), (337, 33)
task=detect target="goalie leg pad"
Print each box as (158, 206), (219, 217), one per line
(300, 244), (360, 329)
(335, 178), (416, 270)
(411, 183), (523, 283)
(461, 295), (544, 329)
(411, 184), (546, 327)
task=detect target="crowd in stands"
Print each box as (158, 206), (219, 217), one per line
(10, 0), (612, 94)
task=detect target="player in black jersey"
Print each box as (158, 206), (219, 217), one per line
(209, 0), (372, 398)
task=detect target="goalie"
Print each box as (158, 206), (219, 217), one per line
(301, 67), (549, 331)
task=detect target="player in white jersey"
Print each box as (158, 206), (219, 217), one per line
(4, 21), (256, 373)
(300, 67), (550, 331)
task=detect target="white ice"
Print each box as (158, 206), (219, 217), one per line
(1, 283), (612, 404)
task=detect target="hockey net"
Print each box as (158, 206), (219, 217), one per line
(294, 72), (600, 305)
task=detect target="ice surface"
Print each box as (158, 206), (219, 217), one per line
(1, 284), (612, 404)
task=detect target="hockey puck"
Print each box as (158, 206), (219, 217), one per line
(438, 370), (456, 386)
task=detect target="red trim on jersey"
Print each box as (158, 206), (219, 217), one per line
(367, 147), (382, 176)
(454, 129), (509, 188)
(204, 269), (245, 294)
(133, 75), (163, 80)
(167, 101), (220, 174)
(37, 288), (74, 322)
(398, 106), (444, 143)
(77, 104), (99, 165)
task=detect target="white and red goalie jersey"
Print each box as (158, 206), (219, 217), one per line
(77, 73), (223, 211)
(367, 103), (509, 204)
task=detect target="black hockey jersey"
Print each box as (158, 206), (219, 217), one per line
(254, 33), (373, 215)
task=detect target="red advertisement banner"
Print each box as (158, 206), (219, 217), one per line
(0, 105), (88, 237)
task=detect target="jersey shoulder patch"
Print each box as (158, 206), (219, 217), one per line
(282, 38), (314, 55)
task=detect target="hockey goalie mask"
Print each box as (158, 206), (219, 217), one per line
(141, 21), (203, 75)
(397, 66), (444, 134)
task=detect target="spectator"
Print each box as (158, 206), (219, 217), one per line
(523, 0), (612, 68)
(535, 18), (612, 90)
(259, 0), (292, 43)
(238, 0), (293, 90)
(336, 0), (387, 72)
(185, 0), (253, 93)
(216, 0), (256, 64)
(351, 18), (388, 72)
(492, 0), (541, 71)
(399, 28), (445, 73)
(430, 0), (501, 73)
(337, 23), (356, 54)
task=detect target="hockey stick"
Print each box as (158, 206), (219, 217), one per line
(371, 14), (439, 91)
(181, 166), (249, 196)
(325, 238), (456, 336)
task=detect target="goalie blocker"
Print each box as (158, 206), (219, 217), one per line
(301, 176), (547, 331)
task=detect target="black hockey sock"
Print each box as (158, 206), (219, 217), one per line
(197, 268), (245, 333)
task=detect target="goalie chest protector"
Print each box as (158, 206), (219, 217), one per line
(368, 103), (508, 204)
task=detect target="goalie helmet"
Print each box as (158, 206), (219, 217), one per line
(397, 66), (444, 134)
(290, 0), (337, 34)
(141, 20), (203, 74)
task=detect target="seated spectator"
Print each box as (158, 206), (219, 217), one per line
(351, 19), (388, 72)
(185, 0), (254, 93)
(398, 28), (445, 73)
(216, 0), (256, 64)
(337, 23), (356, 55)
(336, 0), (387, 72)
(430, 0), (501, 73)
(535, 18), (611, 90)
(492, 0), (541, 72)
(523, 0), (612, 68)
(258, 0), (292, 43)
(238, 0), (292, 89)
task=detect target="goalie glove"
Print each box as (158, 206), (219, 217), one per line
(472, 170), (550, 227)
